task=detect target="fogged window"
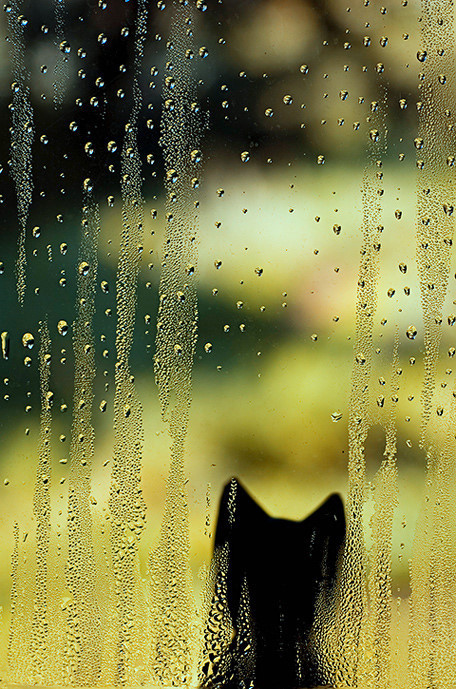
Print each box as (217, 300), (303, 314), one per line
(0, 0), (455, 687)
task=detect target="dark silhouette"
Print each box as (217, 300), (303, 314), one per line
(200, 477), (345, 689)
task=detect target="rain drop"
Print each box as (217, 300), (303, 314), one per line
(57, 320), (69, 336)
(406, 325), (417, 340)
(22, 333), (34, 349)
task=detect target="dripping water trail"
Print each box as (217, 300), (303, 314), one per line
(415, 0), (456, 445)
(108, 0), (149, 684)
(65, 193), (102, 685)
(30, 321), (52, 683)
(332, 99), (386, 688)
(6, 0), (34, 304)
(53, 0), (69, 108)
(409, 1), (456, 686)
(150, 0), (202, 683)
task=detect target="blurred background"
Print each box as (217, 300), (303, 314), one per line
(0, 0), (454, 645)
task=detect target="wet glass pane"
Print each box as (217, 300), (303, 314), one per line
(0, 0), (455, 687)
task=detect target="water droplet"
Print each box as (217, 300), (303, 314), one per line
(57, 320), (69, 336)
(166, 168), (178, 183)
(1, 332), (9, 360)
(204, 342), (212, 353)
(22, 333), (34, 349)
(240, 151), (250, 163)
(78, 261), (90, 276)
(331, 411), (343, 422)
(59, 40), (71, 54)
(417, 49), (427, 62)
(282, 94), (293, 105)
(406, 325), (417, 340)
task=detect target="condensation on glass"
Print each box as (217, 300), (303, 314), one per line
(0, 0), (455, 687)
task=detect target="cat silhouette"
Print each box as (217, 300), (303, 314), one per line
(200, 477), (345, 689)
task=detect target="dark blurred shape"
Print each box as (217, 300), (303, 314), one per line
(200, 477), (345, 689)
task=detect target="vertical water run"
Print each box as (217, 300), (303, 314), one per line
(8, 324), (53, 684)
(108, 0), (148, 684)
(415, 0), (456, 444)
(409, 2), (456, 688)
(65, 192), (101, 685)
(30, 322), (52, 682)
(6, 0), (34, 304)
(150, 0), (201, 683)
(331, 99), (386, 688)
(53, 0), (68, 109)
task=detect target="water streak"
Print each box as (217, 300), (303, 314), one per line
(7, 0), (34, 304)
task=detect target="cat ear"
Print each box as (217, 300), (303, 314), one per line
(301, 493), (346, 586)
(214, 476), (268, 549)
(212, 478), (269, 626)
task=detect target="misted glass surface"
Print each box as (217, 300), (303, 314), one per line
(0, 0), (455, 687)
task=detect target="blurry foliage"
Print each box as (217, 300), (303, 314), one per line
(0, 0), (439, 601)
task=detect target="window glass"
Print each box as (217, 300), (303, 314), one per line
(0, 1), (454, 686)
